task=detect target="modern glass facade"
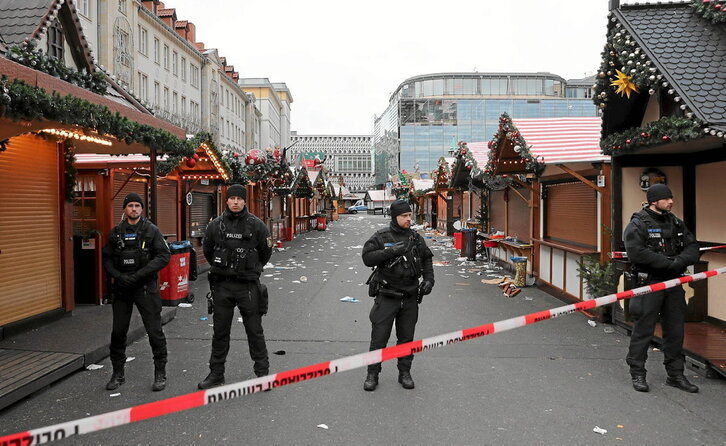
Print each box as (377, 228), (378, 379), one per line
(374, 73), (599, 184)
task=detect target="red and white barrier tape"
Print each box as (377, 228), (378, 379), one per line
(3, 267), (725, 445)
(610, 245), (726, 259)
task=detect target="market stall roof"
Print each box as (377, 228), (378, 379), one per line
(364, 190), (395, 202)
(412, 178), (434, 191)
(513, 117), (607, 164)
(609, 2), (726, 134)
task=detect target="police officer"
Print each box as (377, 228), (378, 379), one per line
(102, 192), (171, 391)
(198, 184), (273, 389)
(623, 183), (700, 393)
(362, 199), (434, 391)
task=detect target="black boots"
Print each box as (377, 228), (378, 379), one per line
(198, 372), (225, 390)
(363, 373), (379, 391)
(106, 366), (125, 391)
(398, 371), (415, 389)
(631, 375), (649, 392)
(152, 367), (167, 392)
(666, 375), (699, 393)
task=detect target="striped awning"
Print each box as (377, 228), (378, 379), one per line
(512, 117), (607, 164)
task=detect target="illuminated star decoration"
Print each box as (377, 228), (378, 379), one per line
(610, 70), (640, 98)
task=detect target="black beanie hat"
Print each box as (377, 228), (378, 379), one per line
(122, 192), (144, 208)
(646, 183), (673, 203)
(390, 199), (412, 218)
(226, 184), (247, 200)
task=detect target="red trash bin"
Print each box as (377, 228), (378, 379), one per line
(160, 241), (192, 306)
(453, 232), (462, 250)
(316, 214), (327, 231)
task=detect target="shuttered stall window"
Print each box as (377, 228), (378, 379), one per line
(190, 192), (214, 266)
(489, 190), (505, 234)
(544, 181), (597, 248)
(113, 172), (147, 225)
(508, 191), (530, 242)
(156, 179), (178, 241)
(0, 135), (62, 325)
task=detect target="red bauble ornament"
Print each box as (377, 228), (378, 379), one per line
(245, 149), (267, 165)
(715, 3), (722, 9)
(192, 153), (200, 161)
(625, 139), (632, 144)
(662, 135), (671, 142)
(233, 152), (239, 158)
(185, 158), (197, 168)
(273, 147), (281, 162)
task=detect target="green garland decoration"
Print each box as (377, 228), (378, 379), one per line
(157, 131), (227, 176)
(63, 140), (77, 202)
(483, 113), (545, 178)
(6, 41), (107, 96)
(691, 0), (726, 24)
(600, 116), (703, 155)
(1, 77), (196, 159)
(412, 187), (433, 198)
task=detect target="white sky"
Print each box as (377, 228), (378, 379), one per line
(168, 0), (653, 135)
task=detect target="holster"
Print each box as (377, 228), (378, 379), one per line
(366, 268), (380, 297)
(257, 281), (269, 315)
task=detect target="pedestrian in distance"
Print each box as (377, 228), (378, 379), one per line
(362, 199), (434, 391)
(102, 192), (171, 392)
(623, 183), (700, 393)
(198, 184), (273, 390)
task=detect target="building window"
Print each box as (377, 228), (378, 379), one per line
(153, 38), (160, 64)
(78, 0), (90, 17)
(138, 26), (148, 56)
(47, 19), (64, 60)
(137, 72), (148, 101)
(172, 91), (178, 114)
(163, 44), (169, 70)
(190, 64), (199, 88)
(181, 56), (187, 81)
(154, 82), (160, 106)
(163, 87), (169, 111)
(172, 51), (178, 76)
(118, 0), (127, 15)
(181, 96), (187, 115)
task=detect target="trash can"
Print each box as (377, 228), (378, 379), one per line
(453, 232), (462, 250)
(160, 240), (195, 306)
(510, 256), (528, 287)
(460, 228), (477, 261)
(316, 213), (327, 231)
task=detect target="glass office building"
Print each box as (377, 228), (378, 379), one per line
(373, 73), (599, 184)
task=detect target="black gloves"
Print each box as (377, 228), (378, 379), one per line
(667, 257), (687, 276)
(118, 273), (140, 288)
(418, 280), (434, 303)
(386, 241), (408, 257)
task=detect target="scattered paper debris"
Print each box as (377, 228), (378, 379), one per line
(237, 317), (243, 323)
(593, 426), (607, 435)
(652, 347), (661, 352)
(125, 357), (135, 362)
(317, 424), (329, 430)
(300, 276), (308, 282)
(110, 393), (121, 397)
(291, 280), (301, 284)
(86, 364), (103, 370)
(604, 327), (615, 334)
(200, 316), (208, 321)
(588, 320), (597, 327)
(178, 303), (192, 308)
(616, 425), (624, 429)
(340, 296), (360, 303)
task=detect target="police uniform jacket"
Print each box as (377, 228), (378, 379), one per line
(203, 207), (272, 281)
(623, 207), (699, 281)
(362, 222), (434, 296)
(102, 217), (171, 292)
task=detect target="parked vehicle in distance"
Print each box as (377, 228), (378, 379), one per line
(347, 200), (368, 214)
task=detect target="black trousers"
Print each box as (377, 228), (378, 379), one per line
(209, 279), (269, 376)
(110, 286), (167, 370)
(367, 293), (419, 374)
(626, 284), (686, 377)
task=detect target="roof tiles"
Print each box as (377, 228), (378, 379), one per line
(0, 0), (50, 45)
(618, 2), (726, 125)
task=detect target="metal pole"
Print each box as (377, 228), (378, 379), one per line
(149, 147), (158, 224)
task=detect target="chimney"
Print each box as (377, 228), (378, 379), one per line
(158, 8), (177, 28)
(141, 0), (157, 13)
(186, 22), (196, 44)
(175, 21), (188, 40)
(609, 0), (619, 10)
(195, 42), (205, 51)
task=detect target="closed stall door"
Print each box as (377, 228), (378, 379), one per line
(113, 172), (147, 225)
(544, 181), (597, 248)
(156, 179), (178, 241)
(0, 135), (62, 325)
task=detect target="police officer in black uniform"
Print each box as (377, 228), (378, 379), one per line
(198, 184), (273, 389)
(102, 192), (171, 392)
(362, 200), (434, 391)
(623, 183), (700, 393)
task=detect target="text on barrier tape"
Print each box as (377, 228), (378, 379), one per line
(3, 266), (725, 445)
